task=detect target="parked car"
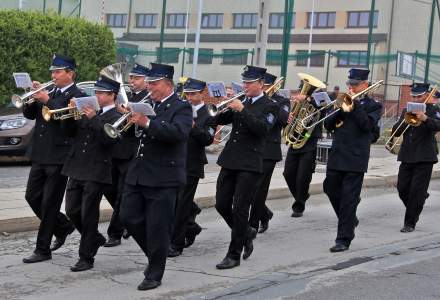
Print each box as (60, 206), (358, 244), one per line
(0, 81), (96, 159)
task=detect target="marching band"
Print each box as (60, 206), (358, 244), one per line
(17, 53), (440, 290)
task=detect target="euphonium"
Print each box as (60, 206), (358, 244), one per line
(282, 73), (326, 149)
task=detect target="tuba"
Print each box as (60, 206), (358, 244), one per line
(99, 63), (129, 107)
(282, 73), (326, 149)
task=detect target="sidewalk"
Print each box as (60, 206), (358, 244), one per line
(1, 145), (439, 233)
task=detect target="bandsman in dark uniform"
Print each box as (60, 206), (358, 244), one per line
(393, 83), (440, 233)
(103, 63), (150, 247)
(283, 87), (325, 218)
(62, 76), (121, 271)
(213, 65), (277, 269)
(22, 54), (84, 264)
(120, 63), (193, 291)
(249, 73), (289, 233)
(168, 78), (215, 257)
(323, 68), (382, 252)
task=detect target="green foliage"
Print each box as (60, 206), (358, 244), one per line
(0, 10), (116, 106)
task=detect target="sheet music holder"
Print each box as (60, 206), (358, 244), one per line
(312, 92), (332, 107)
(128, 102), (156, 117)
(407, 102), (426, 113)
(73, 96), (100, 113)
(13, 73), (33, 89)
(207, 82), (226, 98)
(231, 82), (244, 95)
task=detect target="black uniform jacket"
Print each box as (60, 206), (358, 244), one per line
(125, 93), (193, 187)
(214, 94), (278, 173)
(393, 104), (440, 163)
(324, 95), (382, 173)
(61, 107), (121, 184)
(263, 93), (289, 161)
(23, 84), (86, 164)
(111, 89), (151, 161)
(187, 104), (215, 179)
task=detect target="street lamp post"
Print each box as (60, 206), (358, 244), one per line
(158, 0), (167, 63)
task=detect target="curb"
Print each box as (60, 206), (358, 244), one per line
(2, 171), (440, 234)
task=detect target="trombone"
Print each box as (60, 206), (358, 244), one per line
(11, 80), (55, 108)
(42, 105), (83, 121)
(103, 92), (152, 138)
(385, 86), (438, 154)
(301, 80), (384, 129)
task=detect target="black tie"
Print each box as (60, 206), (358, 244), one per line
(153, 102), (160, 112)
(97, 108), (103, 116)
(53, 89), (62, 98)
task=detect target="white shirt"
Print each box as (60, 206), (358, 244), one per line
(192, 102), (205, 112)
(101, 104), (115, 114)
(250, 93), (264, 104)
(58, 82), (74, 93)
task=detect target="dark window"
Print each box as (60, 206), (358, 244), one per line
(188, 48), (213, 64)
(347, 11), (378, 28)
(307, 12), (336, 28)
(337, 51), (367, 67)
(157, 47), (180, 63)
(269, 13), (295, 28)
(296, 50), (326, 67)
(222, 49), (248, 65)
(167, 13), (186, 28)
(106, 14), (127, 28)
(136, 14), (157, 28)
(202, 13), (223, 28)
(233, 13), (257, 28)
(266, 50), (282, 66)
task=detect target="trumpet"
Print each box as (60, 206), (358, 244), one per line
(301, 80), (384, 129)
(103, 92), (152, 138)
(385, 86), (438, 154)
(206, 91), (247, 117)
(11, 80), (55, 108)
(42, 105), (83, 121)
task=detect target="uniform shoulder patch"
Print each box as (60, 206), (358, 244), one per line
(283, 105), (289, 112)
(208, 127), (215, 136)
(435, 111), (440, 119)
(266, 113), (275, 124)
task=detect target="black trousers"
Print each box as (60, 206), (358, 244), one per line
(249, 160), (276, 229)
(283, 148), (316, 213)
(323, 169), (364, 246)
(25, 163), (73, 255)
(65, 179), (106, 261)
(120, 184), (177, 282)
(172, 176), (200, 251)
(103, 159), (130, 239)
(397, 162), (433, 227)
(215, 168), (262, 260)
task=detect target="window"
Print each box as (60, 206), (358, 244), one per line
(296, 50), (326, 67)
(167, 13), (186, 28)
(266, 50), (282, 66)
(222, 49), (248, 65)
(337, 51), (367, 67)
(202, 13), (223, 29)
(307, 12), (336, 28)
(233, 13), (257, 28)
(269, 13), (295, 28)
(136, 14), (157, 28)
(188, 48), (213, 64)
(106, 14), (127, 28)
(347, 11), (378, 28)
(157, 47), (180, 63)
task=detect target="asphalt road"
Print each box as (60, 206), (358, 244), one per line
(1, 180), (440, 299)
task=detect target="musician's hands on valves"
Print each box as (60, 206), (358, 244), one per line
(32, 81), (49, 103)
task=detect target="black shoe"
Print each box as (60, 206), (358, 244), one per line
(103, 237), (121, 248)
(243, 227), (257, 260)
(50, 226), (75, 252)
(70, 258), (94, 272)
(400, 225), (415, 233)
(184, 226), (202, 248)
(258, 221), (269, 234)
(23, 253), (52, 264)
(122, 229), (131, 240)
(329, 243), (349, 253)
(291, 211), (303, 218)
(137, 279), (161, 290)
(167, 246), (182, 258)
(216, 257), (240, 269)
